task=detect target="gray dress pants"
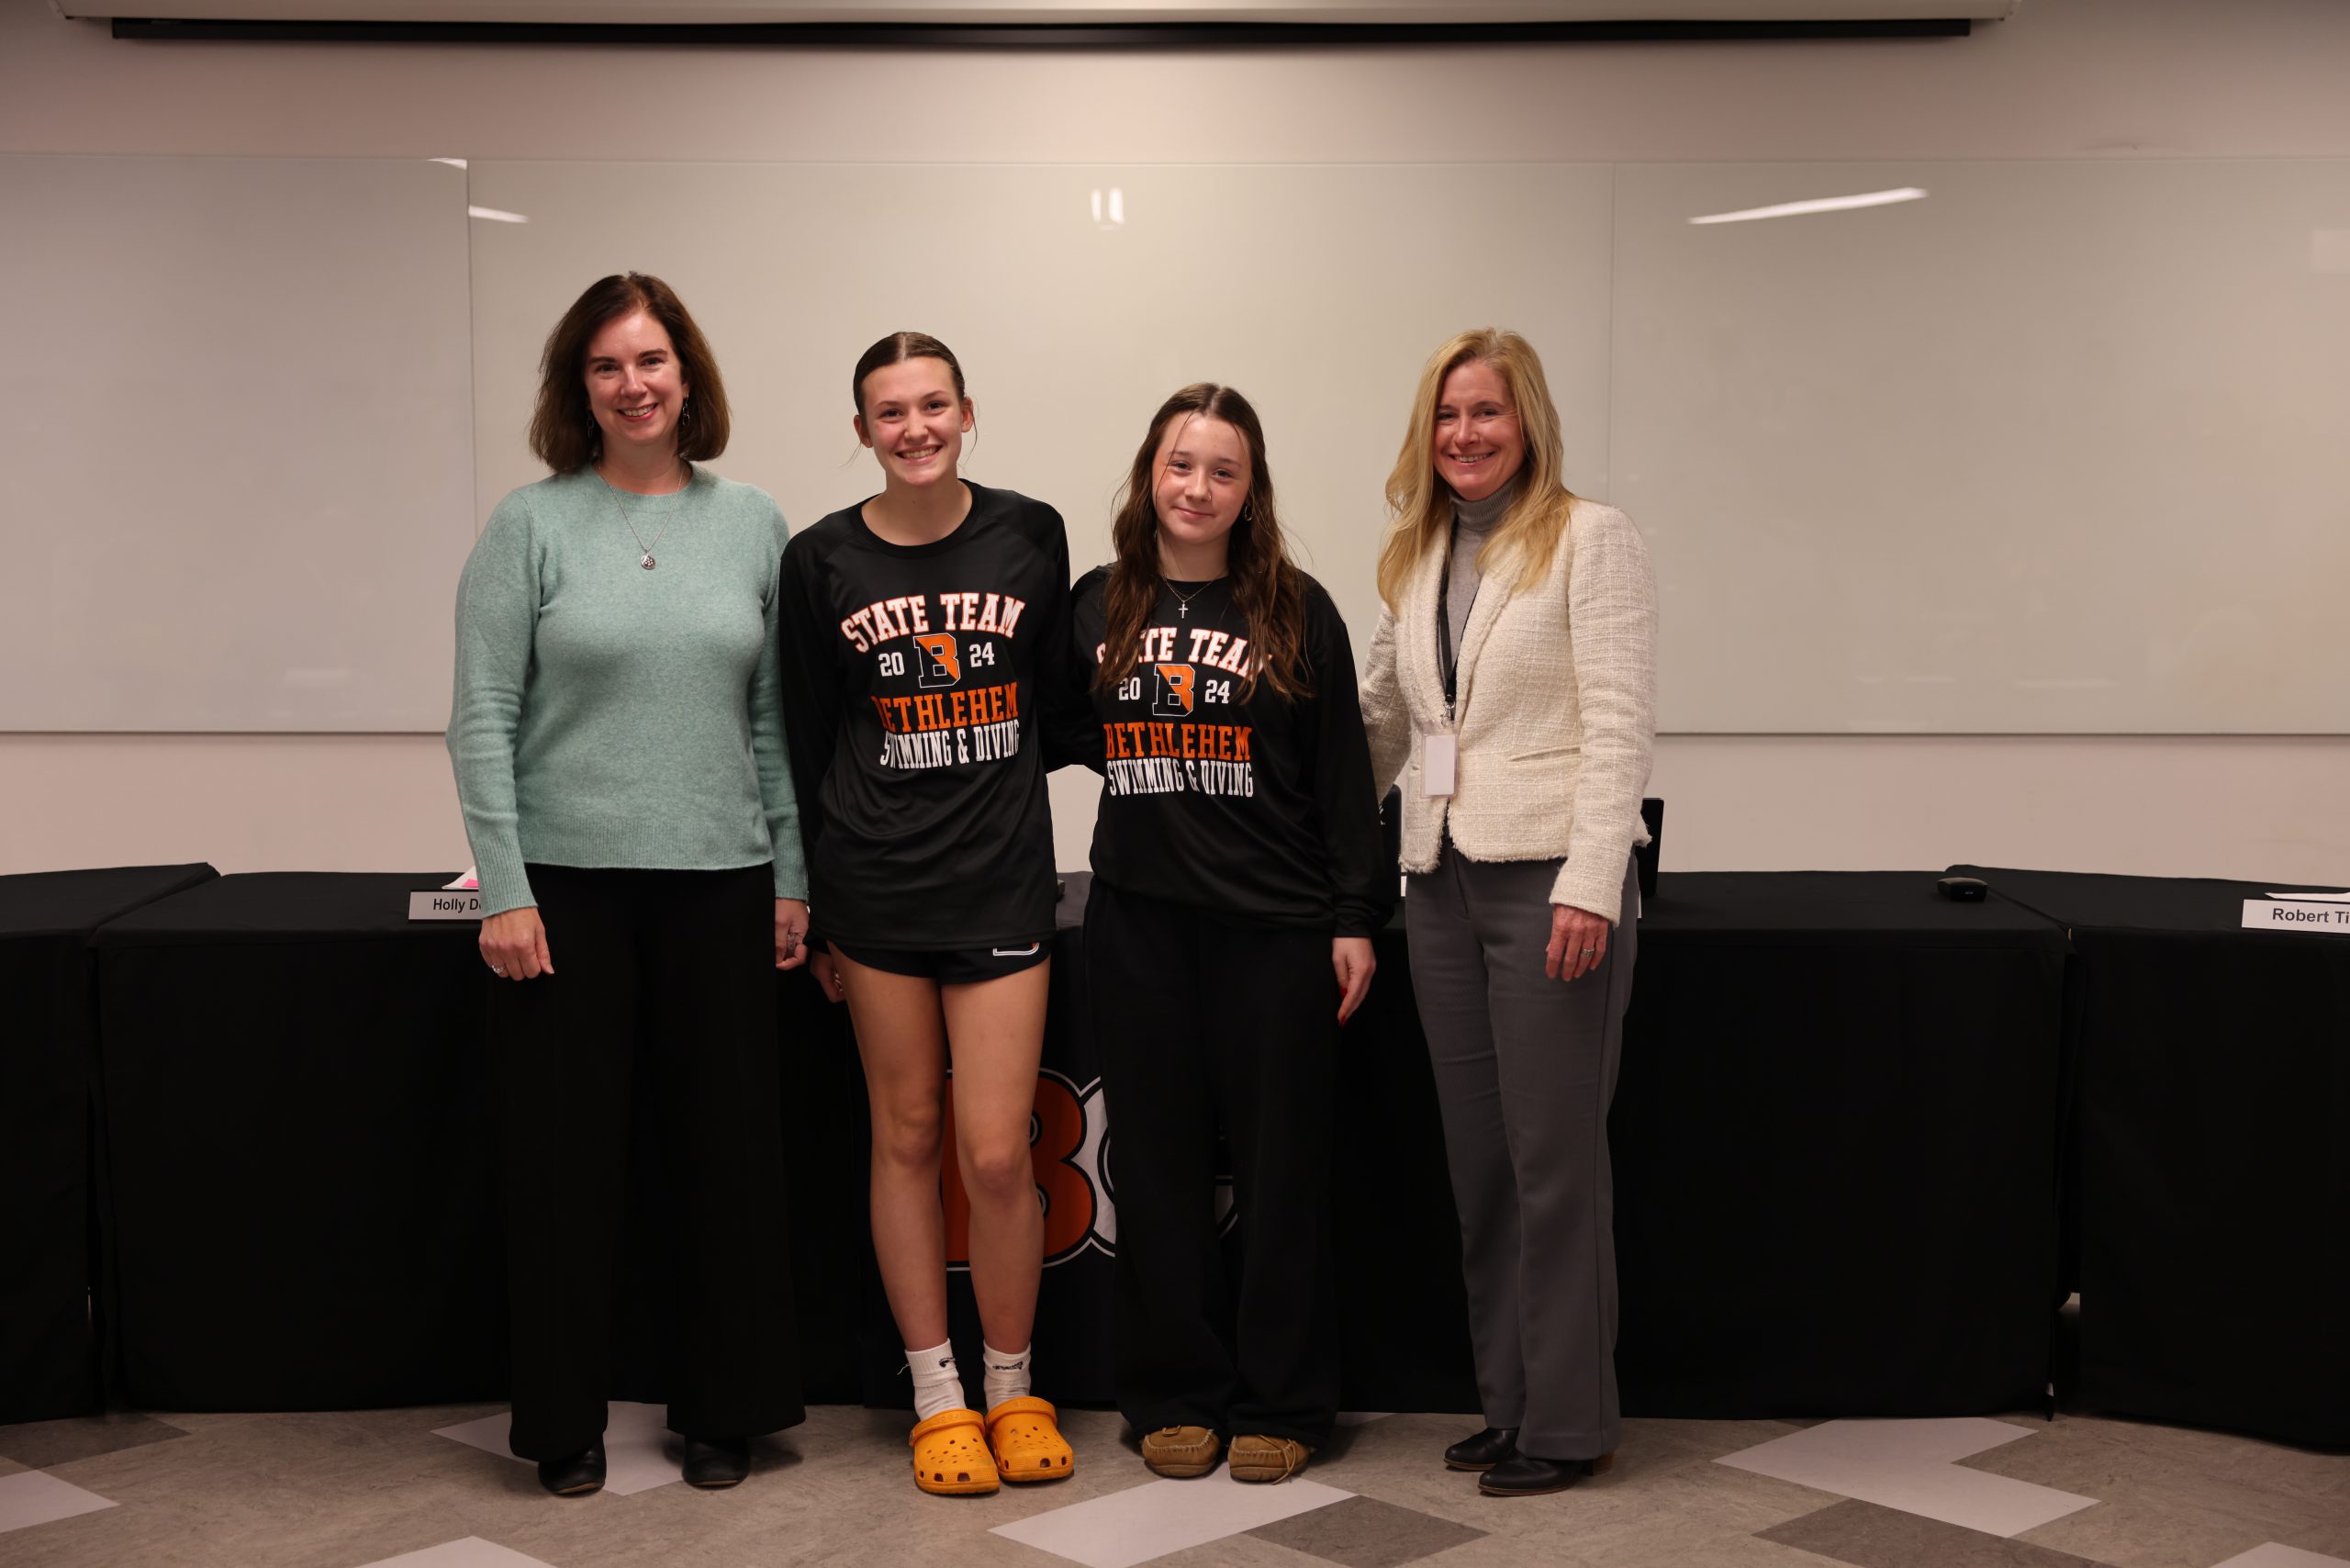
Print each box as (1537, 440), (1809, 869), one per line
(1406, 846), (1638, 1461)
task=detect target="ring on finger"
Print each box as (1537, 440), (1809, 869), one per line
(489, 965), (506, 976)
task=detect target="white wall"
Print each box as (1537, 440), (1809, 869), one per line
(6, 0), (2346, 884)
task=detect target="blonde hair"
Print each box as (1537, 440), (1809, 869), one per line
(1375, 328), (1578, 611)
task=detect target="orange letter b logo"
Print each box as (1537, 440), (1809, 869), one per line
(913, 633), (962, 689)
(1153, 664), (1195, 717)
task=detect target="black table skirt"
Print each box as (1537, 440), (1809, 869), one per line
(1334, 921), (1483, 1414)
(0, 863), (218, 1423)
(95, 873), (508, 1411)
(78, 867), (2081, 1422)
(893, 870), (2067, 1419)
(1612, 872), (2073, 1417)
(1953, 866), (2350, 1449)
(90, 871), (928, 1415)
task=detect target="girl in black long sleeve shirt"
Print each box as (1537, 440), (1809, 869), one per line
(777, 334), (1084, 1498)
(1072, 384), (1387, 1484)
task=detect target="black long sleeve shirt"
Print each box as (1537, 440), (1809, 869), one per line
(778, 484), (1083, 949)
(1071, 566), (1390, 937)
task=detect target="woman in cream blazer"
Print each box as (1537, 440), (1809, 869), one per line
(1360, 328), (1656, 1498)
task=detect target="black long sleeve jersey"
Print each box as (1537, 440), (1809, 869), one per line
(778, 485), (1083, 950)
(1071, 566), (1390, 938)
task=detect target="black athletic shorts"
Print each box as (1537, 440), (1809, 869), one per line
(832, 937), (1050, 985)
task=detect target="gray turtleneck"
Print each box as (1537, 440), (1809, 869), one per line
(1446, 476), (1521, 661)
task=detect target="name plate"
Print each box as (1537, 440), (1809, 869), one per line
(409, 890), (483, 922)
(2241, 899), (2350, 935)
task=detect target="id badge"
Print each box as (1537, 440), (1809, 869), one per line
(1422, 732), (1458, 797)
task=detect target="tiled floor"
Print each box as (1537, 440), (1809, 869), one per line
(0, 1402), (2343, 1568)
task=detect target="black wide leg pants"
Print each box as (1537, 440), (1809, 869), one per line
(490, 863), (801, 1461)
(1084, 879), (1339, 1447)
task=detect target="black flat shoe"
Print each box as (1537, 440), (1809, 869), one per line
(537, 1440), (606, 1496)
(1477, 1450), (1613, 1496)
(682, 1435), (750, 1489)
(1443, 1427), (1520, 1472)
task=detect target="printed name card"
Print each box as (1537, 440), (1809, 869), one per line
(2241, 899), (2350, 935)
(409, 890), (483, 922)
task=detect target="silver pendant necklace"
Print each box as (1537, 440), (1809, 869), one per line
(1168, 577), (1218, 620)
(600, 463), (689, 570)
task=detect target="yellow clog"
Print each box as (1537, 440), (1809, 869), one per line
(986, 1395), (1076, 1484)
(910, 1406), (999, 1495)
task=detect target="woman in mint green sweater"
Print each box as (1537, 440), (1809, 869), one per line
(447, 273), (807, 1497)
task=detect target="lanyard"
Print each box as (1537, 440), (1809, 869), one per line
(1436, 537), (1478, 723)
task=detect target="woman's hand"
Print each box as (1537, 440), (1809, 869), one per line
(774, 899), (811, 970)
(1545, 902), (1611, 983)
(480, 906), (554, 980)
(808, 947), (846, 1004)
(1332, 935), (1376, 1025)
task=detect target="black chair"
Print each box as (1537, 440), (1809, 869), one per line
(1638, 797), (1664, 902)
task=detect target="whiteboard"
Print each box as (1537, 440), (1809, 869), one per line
(9, 154), (2344, 737)
(464, 160), (1617, 655)
(1612, 159), (2350, 733)
(0, 154), (474, 731)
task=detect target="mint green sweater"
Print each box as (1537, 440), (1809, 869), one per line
(447, 466), (806, 918)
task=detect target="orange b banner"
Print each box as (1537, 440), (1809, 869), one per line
(941, 1070), (1113, 1269)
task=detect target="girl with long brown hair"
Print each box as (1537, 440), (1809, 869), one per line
(1070, 384), (1386, 1483)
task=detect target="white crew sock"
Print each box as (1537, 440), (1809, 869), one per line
(982, 1342), (1033, 1411)
(906, 1340), (965, 1420)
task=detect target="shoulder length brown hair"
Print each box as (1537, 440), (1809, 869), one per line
(1375, 328), (1578, 611)
(1096, 384), (1309, 702)
(528, 272), (732, 473)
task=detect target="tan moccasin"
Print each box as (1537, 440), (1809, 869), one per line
(1228, 1434), (1314, 1483)
(1139, 1425), (1223, 1478)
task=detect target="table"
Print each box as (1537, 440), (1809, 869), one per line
(884, 869), (2065, 1421)
(1332, 915), (1483, 1414)
(95, 873), (506, 1410)
(1609, 871), (2073, 1417)
(1953, 866), (2350, 1449)
(79, 867), (2085, 1424)
(91, 870), (886, 1414)
(0, 863), (216, 1422)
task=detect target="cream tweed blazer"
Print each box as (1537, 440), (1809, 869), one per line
(1360, 497), (1657, 921)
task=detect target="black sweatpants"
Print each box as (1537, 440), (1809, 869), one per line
(1084, 879), (1340, 1446)
(490, 863), (801, 1461)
